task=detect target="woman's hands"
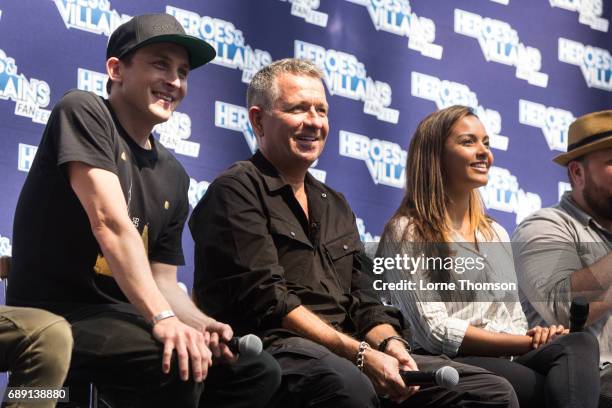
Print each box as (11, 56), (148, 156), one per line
(526, 325), (569, 349)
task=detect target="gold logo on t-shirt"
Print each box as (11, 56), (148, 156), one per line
(93, 225), (149, 277)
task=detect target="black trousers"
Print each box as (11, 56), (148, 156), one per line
(58, 304), (281, 408)
(601, 364), (612, 408)
(266, 337), (519, 408)
(454, 332), (600, 408)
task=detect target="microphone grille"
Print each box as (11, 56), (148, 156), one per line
(239, 334), (263, 358)
(435, 366), (459, 389)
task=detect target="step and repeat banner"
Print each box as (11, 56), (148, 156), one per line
(0, 0), (610, 293)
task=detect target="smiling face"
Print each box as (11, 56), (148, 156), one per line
(256, 73), (329, 171)
(109, 42), (189, 127)
(442, 115), (493, 194)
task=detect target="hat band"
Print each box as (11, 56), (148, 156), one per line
(567, 129), (612, 152)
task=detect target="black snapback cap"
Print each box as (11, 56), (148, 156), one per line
(106, 13), (216, 69)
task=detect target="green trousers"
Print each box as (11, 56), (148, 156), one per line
(0, 306), (72, 408)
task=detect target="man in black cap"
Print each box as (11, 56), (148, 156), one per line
(7, 13), (279, 408)
(513, 110), (612, 407)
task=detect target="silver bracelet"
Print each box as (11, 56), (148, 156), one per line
(151, 310), (175, 326)
(356, 341), (370, 371)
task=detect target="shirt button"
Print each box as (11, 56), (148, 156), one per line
(290, 231), (296, 237)
(321, 193), (327, 198)
(343, 244), (348, 250)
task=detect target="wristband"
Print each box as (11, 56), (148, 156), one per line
(378, 336), (411, 353)
(151, 310), (175, 326)
(356, 341), (370, 371)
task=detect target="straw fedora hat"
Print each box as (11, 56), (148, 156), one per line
(554, 110), (612, 166)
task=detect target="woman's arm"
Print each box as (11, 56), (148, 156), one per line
(459, 325), (532, 356)
(460, 324), (567, 356)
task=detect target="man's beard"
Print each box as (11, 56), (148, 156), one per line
(583, 171), (612, 224)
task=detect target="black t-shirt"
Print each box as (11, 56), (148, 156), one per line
(7, 90), (189, 315)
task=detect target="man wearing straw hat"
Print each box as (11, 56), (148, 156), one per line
(513, 110), (612, 407)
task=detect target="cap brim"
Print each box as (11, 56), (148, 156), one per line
(134, 34), (216, 69)
(553, 136), (612, 166)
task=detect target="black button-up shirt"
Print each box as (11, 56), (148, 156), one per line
(189, 151), (404, 345)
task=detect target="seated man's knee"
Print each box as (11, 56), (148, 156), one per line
(244, 352), (282, 394)
(484, 375), (517, 405)
(37, 317), (73, 352)
(310, 354), (378, 408)
(458, 370), (518, 407)
(33, 318), (73, 383)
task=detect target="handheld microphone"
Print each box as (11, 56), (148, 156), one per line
(227, 334), (263, 358)
(569, 297), (589, 333)
(400, 366), (459, 390)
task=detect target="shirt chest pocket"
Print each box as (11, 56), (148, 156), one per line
(323, 235), (361, 294)
(269, 218), (312, 285)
